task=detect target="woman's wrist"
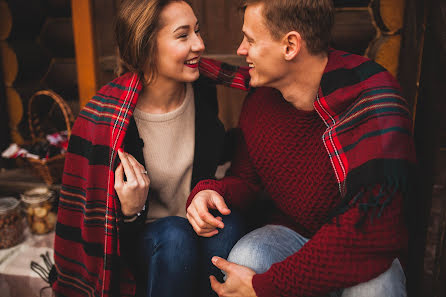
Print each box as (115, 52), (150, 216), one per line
(122, 204), (146, 222)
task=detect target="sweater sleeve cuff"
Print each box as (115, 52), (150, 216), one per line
(252, 272), (280, 297)
(186, 179), (226, 210)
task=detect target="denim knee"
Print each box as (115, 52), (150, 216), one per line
(139, 216), (199, 266)
(202, 211), (245, 258)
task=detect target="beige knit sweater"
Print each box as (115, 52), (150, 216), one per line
(133, 83), (195, 222)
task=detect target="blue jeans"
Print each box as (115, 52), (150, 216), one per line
(227, 225), (407, 297)
(136, 213), (244, 297)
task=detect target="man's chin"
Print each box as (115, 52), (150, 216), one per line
(249, 79), (259, 88)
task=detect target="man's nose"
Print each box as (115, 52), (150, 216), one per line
(237, 40), (248, 56)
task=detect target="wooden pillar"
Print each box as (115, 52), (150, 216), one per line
(0, 57), (10, 153)
(71, 0), (98, 108)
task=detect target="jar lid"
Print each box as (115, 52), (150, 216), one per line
(21, 187), (53, 204)
(0, 197), (20, 214)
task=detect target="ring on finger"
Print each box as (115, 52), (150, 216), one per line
(142, 170), (148, 175)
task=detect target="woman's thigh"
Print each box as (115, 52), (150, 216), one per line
(198, 211), (246, 297)
(200, 210), (246, 263)
(136, 216), (200, 297)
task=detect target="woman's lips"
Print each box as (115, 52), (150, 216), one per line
(185, 63), (198, 68)
(185, 57), (199, 68)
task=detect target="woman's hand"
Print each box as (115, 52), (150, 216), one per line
(115, 148), (150, 216)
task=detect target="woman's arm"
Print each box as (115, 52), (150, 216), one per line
(199, 57), (251, 91)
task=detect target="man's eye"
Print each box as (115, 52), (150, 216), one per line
(178, 34), (188, 39)
(195, 28), (200, 34)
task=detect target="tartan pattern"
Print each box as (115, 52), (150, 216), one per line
(53, 73), (226, 297)
(199, 57), (250, 91)
(191, 49), (416, 296)
(200, 50), (416, 201)
(53, 73), (143, 297)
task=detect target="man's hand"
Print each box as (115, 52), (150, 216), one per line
(186, 190), (230, 237)
(210, 257), (257, 297)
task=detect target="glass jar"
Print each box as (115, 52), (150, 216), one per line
(21, 187), (57, 235)
(0, 197), (24, 249)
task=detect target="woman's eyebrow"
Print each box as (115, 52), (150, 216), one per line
(173, 21), (199, 33)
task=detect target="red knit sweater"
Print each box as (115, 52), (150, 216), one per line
(187, 87), (408, 296)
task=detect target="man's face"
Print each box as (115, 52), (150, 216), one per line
(237, 3), (286, 88)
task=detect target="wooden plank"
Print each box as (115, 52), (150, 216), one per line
(332, 9), (376, 55)
(71, 0), (98, 108)
(0, 49), (11, 157)
(93, 0), (118, 86)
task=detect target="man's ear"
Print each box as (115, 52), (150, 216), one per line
(282, 31), (301, 61)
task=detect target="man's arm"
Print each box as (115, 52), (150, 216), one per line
(186, 129), (263, 236)
(251, 187), (407, 297)
(187, 129), (262, 211)
(199, 57), (251, 91)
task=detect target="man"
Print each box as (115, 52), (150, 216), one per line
(188, 0), (415, 296)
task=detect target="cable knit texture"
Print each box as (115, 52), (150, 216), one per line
(188, 50), (415, 297)
(188, 88), (407, 296)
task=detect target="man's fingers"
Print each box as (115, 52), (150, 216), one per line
(212, 256), (232, 273)
(198, 229), (219, 237)
(186, 213), (218, 237)
(187, 210), (219, 235)
(210, 275), (223, 296)
(198, 208), (224, 229)
(211, 195), (231, 216)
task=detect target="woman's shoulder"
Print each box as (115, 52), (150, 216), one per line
(98, 72), (141, 98)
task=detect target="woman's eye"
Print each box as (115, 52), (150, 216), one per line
(195, 28), (200, 34)
(178, 34), (188, 39)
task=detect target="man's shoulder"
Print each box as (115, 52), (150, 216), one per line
(322, 49), (403, 115)
(327, 49), (397, 87)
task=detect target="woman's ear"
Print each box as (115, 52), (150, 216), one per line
(282, 31), (301, 61)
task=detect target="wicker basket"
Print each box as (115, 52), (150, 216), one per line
(26, 90), (74, 185)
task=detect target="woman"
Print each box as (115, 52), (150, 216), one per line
(52, 1), (243, 297)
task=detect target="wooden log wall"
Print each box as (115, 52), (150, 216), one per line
(0, 0), (77, 144)
(92, 0), (383, 131)
(0, 53), (10, 156)
(365, 0), (406, 78)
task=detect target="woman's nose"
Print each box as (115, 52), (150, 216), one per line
(192, 35), (205, 53)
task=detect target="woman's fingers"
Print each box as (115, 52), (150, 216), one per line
(117, 149), (137, 182)
(126, 153), (149, 186)
(114, 163), (124, 188)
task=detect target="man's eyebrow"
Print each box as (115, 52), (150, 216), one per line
(242, 30), (254, 40)
(173, 21), (199, 33)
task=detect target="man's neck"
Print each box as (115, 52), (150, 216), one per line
(276, 52), (328, 111)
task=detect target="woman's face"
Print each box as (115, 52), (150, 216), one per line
(154, 1), (204, 84)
